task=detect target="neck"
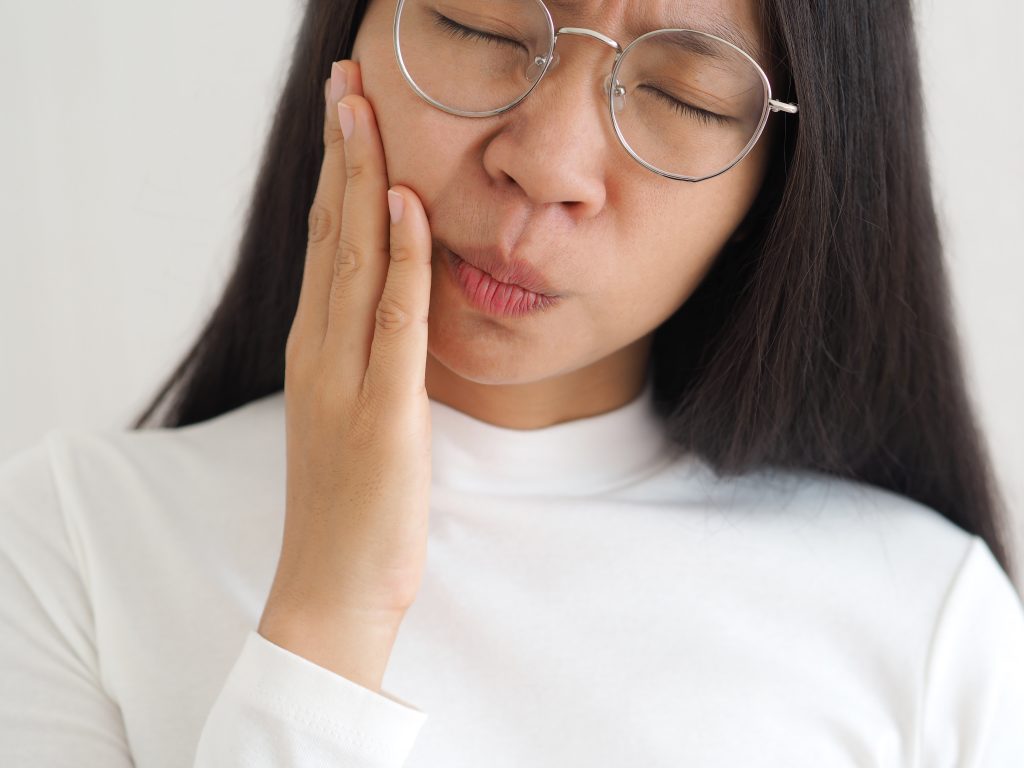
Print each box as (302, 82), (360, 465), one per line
(424, 334), (654, 430)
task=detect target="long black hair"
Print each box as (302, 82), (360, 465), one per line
(130, 0), (1019, 587)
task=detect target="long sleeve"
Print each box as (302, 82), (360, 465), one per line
(0, 434), (428, 768)
(7, 401), (1024, 766)
(193, 630), (428, 767)
(0, 437), (134, 767)
(918, 535), (1024, 766)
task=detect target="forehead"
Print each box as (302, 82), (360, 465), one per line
(540, 0), (765, 63)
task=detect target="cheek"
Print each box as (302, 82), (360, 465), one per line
(354, 13), (455, 188)
(368, 68), (473, 206)
(593, 248), (718, 332)
(379, 109), (454, 176)
(580, 167), (766, 333)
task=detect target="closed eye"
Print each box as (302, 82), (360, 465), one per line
(641, 86), (732, 127)
(431, 13), (524, 50)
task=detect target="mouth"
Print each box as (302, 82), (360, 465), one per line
(440, 244), (562, 319)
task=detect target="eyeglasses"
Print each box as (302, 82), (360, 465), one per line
(393, 0), (799, 182)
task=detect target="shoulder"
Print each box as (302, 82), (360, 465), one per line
(49, 390), (286, 477)
(917, 534), (1024, 761)
(0, 391), (286, 548)
(654, 453), (978, 569)
(2, 391), (285, 472)
(760, 465), (982, 589)
(0, 431), (69, 561)
(651, 453), (996, 622)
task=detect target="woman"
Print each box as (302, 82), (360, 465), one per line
(2, 0), (1022, 765)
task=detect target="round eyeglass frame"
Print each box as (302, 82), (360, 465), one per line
(392, 0), (799, 182)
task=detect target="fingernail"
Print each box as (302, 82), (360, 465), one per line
(338, 102), (355, 141)
(387, 189), (405, 225)
(329, 62), (348, 104)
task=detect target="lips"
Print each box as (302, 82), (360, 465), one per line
(438, 240), (560, 298)
(444, 248), (560, 318)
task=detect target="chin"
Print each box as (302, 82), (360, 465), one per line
(424, 268), (591, 386)
(425, 320), (560, 386)
(427, 332), (533, 385)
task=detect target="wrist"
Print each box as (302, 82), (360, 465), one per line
(258, 603), (405, 693)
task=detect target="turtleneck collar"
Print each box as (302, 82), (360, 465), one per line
(427, 375), (677, 497)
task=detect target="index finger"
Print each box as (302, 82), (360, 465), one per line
(290, 61), (364, 352)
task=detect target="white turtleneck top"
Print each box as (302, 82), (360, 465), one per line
(1, 378), (1023, 767)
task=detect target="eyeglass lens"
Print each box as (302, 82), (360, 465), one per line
(395, 0), (770, 179)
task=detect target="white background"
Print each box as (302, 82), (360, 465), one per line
(1, 1), (1022, 575)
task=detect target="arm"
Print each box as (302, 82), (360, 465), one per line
(194, 625), (427, 767)
(0, 435), (428, 768)
(0, 436), (134, 767)
(196, 54), (434, 767)
(917, 535), (1024, 766)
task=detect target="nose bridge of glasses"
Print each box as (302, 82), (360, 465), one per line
(554, 26), (621, 53)
(539, 27), (623, 101)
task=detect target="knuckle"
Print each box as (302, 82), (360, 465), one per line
(307, 203), (335, 244)
(344, 157), (368, 183)
(324, 119), (344, 149)
(375, 297), (412, 335)
(388, 240), (417, 264)
(333, 237), (364, 282)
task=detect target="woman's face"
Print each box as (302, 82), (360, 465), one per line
(351, 0), (775, 389)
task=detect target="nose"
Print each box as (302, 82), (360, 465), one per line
(480, 30), (619, 215)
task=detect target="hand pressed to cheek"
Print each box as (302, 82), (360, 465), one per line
(259, 59), (437, 685)
(325, 87), (397, 392)
(329, 61), (435, 401)
(295, 58), (435, 396)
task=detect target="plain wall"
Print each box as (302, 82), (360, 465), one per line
(2, 0), (1022, 574)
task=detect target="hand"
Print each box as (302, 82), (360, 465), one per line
(257, 59), (434, 689)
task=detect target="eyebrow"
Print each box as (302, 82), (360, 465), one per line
(541, 0), (765, 63)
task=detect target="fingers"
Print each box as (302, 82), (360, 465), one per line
(290, 61), (364, 353)
(291, 60), (433, 411)
(363, 186), (433, 402)
(323, 89), (393, 393)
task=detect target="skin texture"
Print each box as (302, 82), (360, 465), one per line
(257, 0), (778, 691)
(258, 66), (437, 692)
(351, 0), (775, 429)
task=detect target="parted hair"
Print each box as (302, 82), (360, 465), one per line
(130, 0), (1019, 587)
